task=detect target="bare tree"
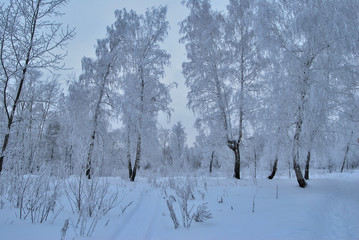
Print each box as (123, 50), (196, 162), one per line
(0, 0), (74, 173)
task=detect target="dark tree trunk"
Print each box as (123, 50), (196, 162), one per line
(127, 133), (132, 178)
(0, 67), (28, 173)
(130, 134), (141, 182)
(293, 158), (306, 188)
(127, 156), (133, 179)
(234, 148), (240, 179)
(209, 151), (215, 173)
(228, 140), (240, 179)
(304, 150), (311, 180)
(268, 155), (278, 179)
(0, 133), (10, 172)
(86, 131), (95, 179)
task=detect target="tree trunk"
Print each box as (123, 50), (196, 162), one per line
(292, 121), (306, 188)
(340, 142), (350, 173)
(130, 134), (142, 182)
(0, 67), (28, 173)
(85, 65), (111, 179)
(254, 148), (257, 179)
(234, 148), (240, 179)
(268, 155), (278, 179)
(304, 150), (311, 180)
(292, 131), (306, 187)
(209, 151), (215, 173)
(228, 141), (240, 179)
(127, 132), (132, 178)
(0, 133), (10, 172)
(86, 130), (95, 179)
(292, 101), (307, 188)
(293, 156), (306, 188)
(130, 66), (144, 182)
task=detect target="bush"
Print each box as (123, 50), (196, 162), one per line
(66, 175), (119, 236)
(163, 178), (212, 229)
(5, 173), (62, 223)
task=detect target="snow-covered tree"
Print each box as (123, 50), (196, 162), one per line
(79, 37), (120, 179)
(0, 0), (74, 173)
(170, 122), (187, 164)
(180, 0), (264, 179)
(109, 6), (172, 181)
(258, 0), (359, 187)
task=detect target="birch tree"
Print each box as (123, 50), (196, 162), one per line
(180, 0), (263, 179)
(110, 7), (172, 181)
(259, 0), (359, 187)
(79, 38), (119, 179)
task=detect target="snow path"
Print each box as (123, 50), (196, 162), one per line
(108, 188), (162, 240)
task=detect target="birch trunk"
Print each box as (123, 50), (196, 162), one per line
(127, 132), (133, 179)
(130, 67), (144, 182)
(85, 65), (110, 179)
(292, 112), (306, 188)
(130, 134), (141, 182)
(228, 140), (240, 179)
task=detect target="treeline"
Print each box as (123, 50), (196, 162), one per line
(0, 0), (358, 187)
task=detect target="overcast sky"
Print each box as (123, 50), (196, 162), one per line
(60, 0), (228, 146)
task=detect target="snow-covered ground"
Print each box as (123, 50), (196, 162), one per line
(1, 170), (359, 240)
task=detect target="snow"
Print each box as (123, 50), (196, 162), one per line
(1, 171), (359, 240)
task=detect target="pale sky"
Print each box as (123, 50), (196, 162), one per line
(60, 0), (228, 146)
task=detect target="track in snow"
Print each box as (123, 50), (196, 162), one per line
(108, 188), (162, 240)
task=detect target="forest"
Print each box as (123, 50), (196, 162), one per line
(0, 0), (358, 239)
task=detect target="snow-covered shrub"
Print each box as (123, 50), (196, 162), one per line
(175, 181), (196, 228)
(193, 203), (212, 222)
(163, 178), (212, 229)
(24, 176), (62, 223)
(5, 173), (62, 223)
(66, 175), (119, 236)
(6, 173), (32, 218)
